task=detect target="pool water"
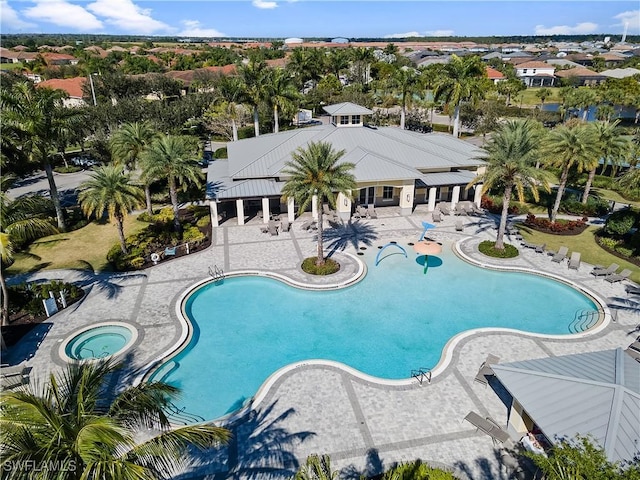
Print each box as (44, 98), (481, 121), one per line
(65, 325), (133, 360)
(152, 243), (597, 420)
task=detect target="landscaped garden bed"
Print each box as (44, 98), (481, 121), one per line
(594, 209), (640, 267)
(523, 214), (589, 236)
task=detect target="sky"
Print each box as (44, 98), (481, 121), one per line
(1, 1), (639, 39)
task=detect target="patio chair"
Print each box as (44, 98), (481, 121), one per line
(268, 220), (279, 236)
(164, 246), (177, 257)
(521, 241), (538, 249)
(455, 220), (464, 232)
(280, 218), (290, 232)
(454, 203), (468, 216)
(568, 252), (581, 270)
(625, 340), (640, 361)
(356, 205), (368, 218)
(591, 263), (619, 277)
(470, 203), (485, 216)
(0, 365), (30, 390)
(300, 220), (313, 231)
(463, 411), (511, 445)
(551, 246), (569, 263)
(474, 354), (500, 386)
(322, 204), (335, 217)
(367, 204), (378, 219)
(605, 269), (632, 283)
(432, 210), (442, 223)
(534, 243), (546, 254)
(439, 203), (452, 215)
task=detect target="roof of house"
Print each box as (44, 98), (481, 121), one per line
(600, 67), (640, 79)
(37, 77), (86, 98)
(515, 61), (554, 69)
(492, 348), (640, 464)
(40, 52), (77, 63)
(323, 102), (374, 116)
(555, 67), (605, 78)
(485, 67), (505, 79)
(165, 64), (237, 86)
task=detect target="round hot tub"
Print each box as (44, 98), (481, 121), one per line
(60, 322), (138, 362)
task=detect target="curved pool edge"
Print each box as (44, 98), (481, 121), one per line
(58, 321), (139, 363)
(140, 241), (611, 424)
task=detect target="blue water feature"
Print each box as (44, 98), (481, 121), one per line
(151, 243), (597, 420)
(541, 103), (637, 122)
(65, 325), (132, 360)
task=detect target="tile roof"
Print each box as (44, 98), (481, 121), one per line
(37, 77), (86, 98)
(516, 61), (554, 69)
(555, 67), (605, 78)
(485, 67), (504, 79)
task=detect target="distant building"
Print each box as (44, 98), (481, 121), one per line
(284, 38), (304, 45)
(514, 61), (556, 87)
(486, 66), (505, 84)
(555, 67), (607, 86)
(331, 38), (349, 44)
(37, 77), (86, 107)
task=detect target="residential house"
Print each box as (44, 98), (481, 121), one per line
(600, 67), (640, 79)
(485, 66), (505, 84)
(555, 67), (607, 86)
(207, 102), (486, 227)
(37, 77), (86, 107)
(40, 53), (80, 66)
(514, 61), (556, 86)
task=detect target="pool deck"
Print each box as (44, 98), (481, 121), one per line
(4, 206), (639, 479)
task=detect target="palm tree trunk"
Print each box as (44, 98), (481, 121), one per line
(495, 186), (512, 250)
(44, 161), (67, 232)
(400, 102), (406, 130)
(551, 166), (570, 223)
(253, 106), (260, 137)
(169, 177), (181, 232)
(582, 168), (597, 204)
(582, 108), (588, 121)
(1, 266), (9, 327)
(452, 104), (461, 138)
(274, 105), (279, 133)
(316, 207), (324, 266)
(231, 119), (238, 142)
(116, 216), (128, 254)
(144, 184), (153, 215)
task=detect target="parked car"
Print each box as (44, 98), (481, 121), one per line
(70, 155), (99, 167)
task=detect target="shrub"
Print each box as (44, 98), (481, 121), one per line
(604, 210), (637, 236)
(153, 207), (175, 224)
(614, 246), (634, 258)
(478, 240), (519, 258)
(301, 257), (340, 275)
(182, 226), (205, 243)
(130, 257), (145, 268)
(481, 195), (521, 215)
(561, 198), (609, 217)
(213, 147), (227, 159)
(597, 236), (619, 250)
(8, 280), (83, 319)
(524, 214), (587, 234)
(55, 166), (83, 174)
(196, 215), (211, 227)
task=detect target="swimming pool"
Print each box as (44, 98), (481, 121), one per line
(151, 242), (598, 420)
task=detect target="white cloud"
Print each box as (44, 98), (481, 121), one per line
(534, 22), (598, 35)
(1, 1), (36, 30)
(87, 0), (170, 34)
(178, 20), (225, 38)
(613, 10), (640, 34)
(252, 0), (278, 9)
(23, 0), (103, 30)
(384, 29), (454, 39)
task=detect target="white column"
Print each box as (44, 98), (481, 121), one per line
(287, 197), (295, 223)
(210, 200), (219, 228)
(474, 184), (483, 207)
(428, 187), (437, 212)
(399, 184), (414, 216)
(337, 191), (351, 221)
(312, 195), (318, 220)
(451, 185), (461, 209)
(261, 197), (270, 223)
(235, 199), (245, 225)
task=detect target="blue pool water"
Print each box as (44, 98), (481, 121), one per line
(65, 325), (132, 360)
(152, 243), (597, 420)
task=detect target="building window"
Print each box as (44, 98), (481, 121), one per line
(522, 69), (528, 74)
(532, 69), (536, 74)
(340, 115), (349, 125)
(383, 186), (393, 199)
(331, 116), (337, 125)
(352, 115), (361, 124)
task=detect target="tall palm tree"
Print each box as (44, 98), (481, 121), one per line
(432, 55), (487, 138)
(294, 454), (338, 480)
(1, 81), (84, 231)
(281, 141), (356, 267)
(141, 135), (204, 232)
(0, 179), (57, 326)
(569, 87), (598, 121)
(78, 165), (145, 254)
(582, 121), (630, 204)
(266, 68), (300, 133)
(541, 123), (599, 222)
(214, 75), (245, 141)
(239, 59), (268, 137)
(535, 87), (552, 107)
(0, 359), (230, 479)
(468, 119), (551, 250)
(326, 48), (350, 79)
(110, 122), (160, 215)
(393, 68), (421, 130)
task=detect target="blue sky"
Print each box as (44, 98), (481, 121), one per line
(1, 1), (639, 39)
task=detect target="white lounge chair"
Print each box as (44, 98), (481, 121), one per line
(568, 252), (581, 270)
(474, 354), (500, 386)
(551, 246), (569, 263)
(605, 269), (632, 283)
(432, 211), (442, 223)
(367, 204), (378, 219)
(464, 411), (511, 445)
(455, 220), (464, 232)
(591, 263), (619, 277)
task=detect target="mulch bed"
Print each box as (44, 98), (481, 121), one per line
(523, 223), (590, 236)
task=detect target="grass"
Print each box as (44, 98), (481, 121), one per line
(591, 187), (640, 208)
(518, 225), (640, 284)
(515, 87), (563, 107)
(0, 62), (24, 71)
(7, 215), (150, 275)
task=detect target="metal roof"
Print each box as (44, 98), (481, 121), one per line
(322, 102), (374, 116)
(417, 170), (477, 187)
(492, 348), (640, 464)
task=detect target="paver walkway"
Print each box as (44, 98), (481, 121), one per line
(4, 207), (639, 480)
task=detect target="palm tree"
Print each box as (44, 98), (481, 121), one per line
(497, 78), (525, 106)
(294, 454), (338, 480)
(326, 48), (349, 79)
(567, 87), (598, 121)
(535, 87), (552, 107)
(432, 55), (487, 138)
(582, 121), (630, 203)
(393, 68), (421, 130)
(141, 135), (204, 232)
(78, 165), (145, 254)
(1, 81), (84, 231)
(281, 141), (356, 267)
(238, 59), (268, 137)
(541, 122), (599, 222)
(468, 119), (551, 250)
(0, 179), (57, 326)
(266, 68), (300, 133)
(110, 122), (160, 215)
(0, 359), (230, 479)
(214, 75), (245, 141)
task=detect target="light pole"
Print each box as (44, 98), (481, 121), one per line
(88, 73), (97, 106)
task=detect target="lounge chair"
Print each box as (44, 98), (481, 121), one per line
(439, 203), (452, 215)
(454, 203), (468, 216)
(280, 219), (290, 232)
(432, 210), (442, 223)
(568, 252), (581, 270)
(625, 284), (640, 296)
(0, 365), (30, 390)
(470, 203), (484, 216)
(474, 354), (500, 386)
(591, 263), (619, 277)
(605, 269), (632, 283)
(300, 220), (313, 231)
(521, 241), (538, 249)
(535, 243), (546, 254)
(464, 411), (511, 445)
(455, 220), (464, 232)
(367, 204), (378, 219)
(551, 246), (569, 263)
(356, 205), (368, 218)
(322, 204), (336, 218)
(268, 220), (279, 236)
(625, 341), (640, 361)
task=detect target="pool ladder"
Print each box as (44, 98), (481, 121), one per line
(208, 265), (225, 282)
(569, 309), (600, 333)
(411, 367), (431, 386)
(166, 402), (205, 425)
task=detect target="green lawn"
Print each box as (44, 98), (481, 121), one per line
(7, 215), (149, 275)
(0, 62), (24, 71)
(517, 225), (640, 283)
(516, 87), (563, 107)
